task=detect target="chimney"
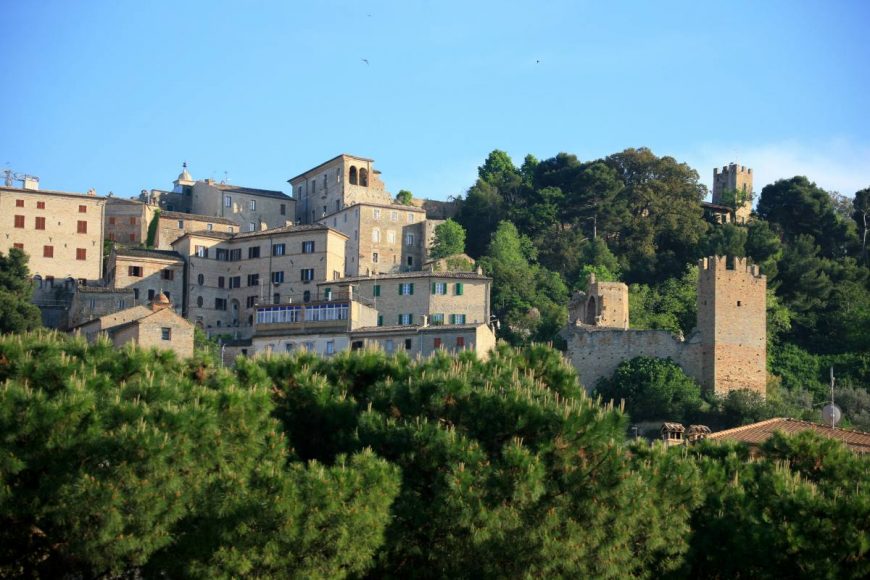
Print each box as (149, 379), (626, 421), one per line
(23, 176), (40, 190)
(259, 222), (269, 231)
(150, 292), (171, 312)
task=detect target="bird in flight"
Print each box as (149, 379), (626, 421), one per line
(361, 58), (369, 65)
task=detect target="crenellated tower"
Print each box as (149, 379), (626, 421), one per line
(697, 256), (766, 396)
(712, 163), (753, 223)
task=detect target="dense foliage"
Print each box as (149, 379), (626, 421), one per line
(429, 218), (467, 259)
(0, 334), (866, 577)
(0, 248), (42, 334)
(455, 147), (870, 428)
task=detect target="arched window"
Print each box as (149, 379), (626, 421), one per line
(197, 296), (204, 307)
(585, 296), (597, 325)
(359, 168), (369, 187)
(372, 228), (380, 243)
(349, 166), (358, 185)
(303, 290), (311, 303)
(197, 273), (204, 285)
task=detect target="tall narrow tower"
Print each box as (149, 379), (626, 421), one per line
(712, 163), (753, 223)
(696, 256), (766, 397)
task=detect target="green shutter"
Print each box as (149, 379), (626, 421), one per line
(398, 284), (402, 295)
(449, 314), (455, 325)
(373, 285), (380, 297)
(398, 314), (402, 324)
(432, 283), (437, 294)
(378, 315), (383, 326)
(455, 283), (463, 296)
(409, 283), (414, 295)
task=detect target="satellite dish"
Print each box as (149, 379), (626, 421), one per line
(822, 403), (842, 427)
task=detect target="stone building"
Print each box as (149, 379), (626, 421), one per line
(72, 293), (194, 359)
(288, 154), (391, 225)
(105, 198), (151, 245)
(1, 185), (106, 283)
(68, 286), (136, 328)
(319, 270), (492, 329)
(105, 248), (185, 310)
(171, 224), (347, 337)
(153, 210), (236, 250)
(711, 163), (753, 223)
(562, 256), (766, 397)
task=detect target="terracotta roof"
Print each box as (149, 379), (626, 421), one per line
(76, 286), (135, 294)
(351, 323), (485, 335)
(158, 210), (236, 225)
(708, 417), (870, 453)
(701, 201), (733, 212)
(172, 223), (345, 244)
(114, 248), (184, 261)
(208, 182), (290, 200)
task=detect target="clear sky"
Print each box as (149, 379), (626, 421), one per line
(2, 0), (869, 201)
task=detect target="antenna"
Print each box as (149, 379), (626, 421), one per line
(822, 366), (842, 428)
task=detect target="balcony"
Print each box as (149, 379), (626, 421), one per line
(254, 301), (352, 335)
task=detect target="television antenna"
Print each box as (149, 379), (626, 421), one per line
(821, 366), (842, 428)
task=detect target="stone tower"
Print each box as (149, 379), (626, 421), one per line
(712, 163), (753, 223)
(696, 256), (766, 396)
(574, 274), (629, 329)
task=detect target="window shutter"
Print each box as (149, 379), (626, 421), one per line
(378, 315), (383, 327)
(432, 283), (437, 294)
(398, 285), (402, 295)
(373, 285), (380, 297)
(456, 283), (464, 296)
(409, 283), (414, 295)
(449, 314), (455, 325)
(398, 315), (402, 325)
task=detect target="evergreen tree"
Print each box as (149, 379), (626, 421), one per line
(0, 249), (42, 334)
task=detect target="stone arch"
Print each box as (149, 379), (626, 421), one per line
(585, 296), (597, 325)
(349, 166), (358, 185)
(359, 167), (369, 187)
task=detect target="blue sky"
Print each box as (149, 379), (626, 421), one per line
(2, 0), (869, 201)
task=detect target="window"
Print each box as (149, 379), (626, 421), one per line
(161, 328), (171, 341)
(385, 339), (394, 353)
(129, 217), (136, 225)
(377, 315), (384, 326)
(79, 205), (87, 213)
(434, 337), (442, 349)
(35, 217), (46, 230)
(280, 204), (286, 215)
(13, 243), (23, 250)
(133, 288), (139, 300)
(225, 195), (232, 207)
(247, 273), (259, 286)
(390, 211), (398, 221)
(77, 220), (87, 234)
(248, 246), (261, 259)
(450, 314), (467, 324)
(109, 217), (116, 225)
(76, 248), (87, 261)
(246, 296), (257, 308)
(335, 199), (341, 212)
(399, 283), (414, 295)
(301, 268), (314, 281)
(405, 338), (413, 350)
(249, 200), (256, 210)
(197, 296), (204, 307)
(373, 208), (381, 220)
(37, 201), (45, 209)
(273, 292), (281, 304)
(43, 245), (54, 258)
(455, 282), (464, 296)
(177, 220), (184, 228)
(407, 256), (414, 267)
(197, 273), (204, 285)
(406, 233), (415, 246)
(162, 269), (174, 281)
(272, 243), (286, 256)
(326, 341), (335, 355)
(272, 271), (284, 283)
(737, 300), (742, 307)
(387, 230), (396, 244)
(398, 313), (413, 325)
(215, 298), (227, 311)
(195, 245), (208, 258)
(229, 249), (242, 261)
(228, 226), (234, 233)
(229, 276), (241, 289)
(128, 266), (143, 277)
(373, 284), (381, 297)
(14, 215), (24, 228)
(302, 240), (315, 253)
(372, 252), (379, 263)
(432, 282), (447, 295)
(207, 223), (213, 231)
(218, 276), (225, 288)
(148, 289), (155, 301)
(333, 270), (341, 280)
(372, 228), (380, 243)
(408, 212), (415, 223)
(431, 313), (444, 325)
(248, 222), (256, 232)
(303, 290), (311, 302)
(15, 199), (23, 207)
(128, 233), (135, 242)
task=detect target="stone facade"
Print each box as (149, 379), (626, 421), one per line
(68, 286), (136, 328)
(191, 181), (294, 231)
(72, 294), (194, 359)
(1, 186), (106, 282)
(712, 163), (753, 223)
(320, 270), (491, 329)
(562, 256), (766, 396)
(106, 248), (185, 311)
(171, 224), (347, 337)
(105, 199), (151, 245)
(568, 274), (629, 329)
(154, 211), (236, 250)
(288, 154), (391, 225)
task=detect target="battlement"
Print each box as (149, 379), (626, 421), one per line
(714, 163), (752, 176)
(698, 255), (763, 278)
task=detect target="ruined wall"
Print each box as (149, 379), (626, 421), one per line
(563, 327), (702, 390)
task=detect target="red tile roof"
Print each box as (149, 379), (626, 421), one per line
(708, 417), (870, 453)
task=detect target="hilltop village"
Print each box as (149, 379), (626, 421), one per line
(1, 155), (768, 398)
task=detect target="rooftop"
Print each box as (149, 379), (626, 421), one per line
(287, 153), (375, 183)
(207, 182), (290, 200)
(114, 247), (184, 261)
(322, 270), (490, 284)
(159, 210), (236, 225)
(708, 417), (870, 454)
(1, 185), (106, 201)
(172, 223), (346, 245)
